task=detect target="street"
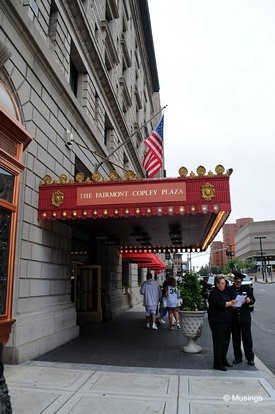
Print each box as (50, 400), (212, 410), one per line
(252, 280), (275, 374)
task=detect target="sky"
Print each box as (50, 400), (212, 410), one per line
(148, 0), (275, 268)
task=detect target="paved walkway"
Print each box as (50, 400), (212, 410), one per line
(4, 304), (275, 413)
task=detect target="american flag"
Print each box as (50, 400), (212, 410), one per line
(142, 115), (164, 178)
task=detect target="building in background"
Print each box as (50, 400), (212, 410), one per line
(173, 253), (183, 277)
(210, 241), (224, 272)
(235, 220), (275, 279)
(222, 218), (253, 264)
(209, 218), (253, 271)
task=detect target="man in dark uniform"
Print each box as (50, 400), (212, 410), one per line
(228, 272), (256, 366)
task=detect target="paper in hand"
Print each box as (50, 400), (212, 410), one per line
(232, 294), (246, 308)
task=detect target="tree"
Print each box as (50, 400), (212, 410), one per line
(199, 266), (209, 276)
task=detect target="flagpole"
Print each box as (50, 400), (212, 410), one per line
(95, 105), (167, 171)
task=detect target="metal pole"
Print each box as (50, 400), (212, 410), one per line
(255, 236), (267, 282)
(95, 105), (167, 171)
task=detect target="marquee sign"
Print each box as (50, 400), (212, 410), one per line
(37, 167), (232, 251)
(77, 181), (186, 206)
(38, 174), (231, 221)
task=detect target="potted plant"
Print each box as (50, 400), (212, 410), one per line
(178, 272), (206, 353)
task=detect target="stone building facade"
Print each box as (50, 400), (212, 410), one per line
(0, 0), (161, 363)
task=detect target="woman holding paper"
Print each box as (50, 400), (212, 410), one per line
(208, 275), (237, 371)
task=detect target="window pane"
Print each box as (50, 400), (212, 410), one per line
(0, 168), (14, 203)
(0, 208), (11, 315)
(0, 82), (17, 119)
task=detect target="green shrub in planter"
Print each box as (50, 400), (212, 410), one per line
(178, 272), (204, 311)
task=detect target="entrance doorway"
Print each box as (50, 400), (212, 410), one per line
(76, 265), (101, 325)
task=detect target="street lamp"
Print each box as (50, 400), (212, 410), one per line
(255, 236), (267, 282)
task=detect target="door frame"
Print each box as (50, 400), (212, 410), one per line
(76, 264), (102, 324)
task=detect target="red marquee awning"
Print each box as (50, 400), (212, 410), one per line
(38, 166), (232, 252)
(122, 252), (166, 271)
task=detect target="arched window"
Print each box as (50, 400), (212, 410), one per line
(0, 81), (31, 344)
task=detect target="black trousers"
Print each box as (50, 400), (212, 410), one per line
(231, 320), (254, 361)
(209, 320), (231, 368)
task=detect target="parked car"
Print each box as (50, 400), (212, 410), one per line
(239, 274), (253, 289)
(207, 276), (215, 287)
(207, 275), (232, 288)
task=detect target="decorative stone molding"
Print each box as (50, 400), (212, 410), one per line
(0, 39), (11, 67)
(100, 20), (119, 68)
(119, 76), (132, 109)
(121, 32), (131, 68)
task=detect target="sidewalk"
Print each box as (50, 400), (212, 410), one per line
(251, 273), (275, 284)
(4, 304), (275, 413)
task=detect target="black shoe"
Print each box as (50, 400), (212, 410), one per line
(214, 365), (227, 371)
(233, 359), (242, 364)
(223, 361), (233, 368)
(247, 360), (255, 366)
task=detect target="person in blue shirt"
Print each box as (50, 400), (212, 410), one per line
(140, 272), (162, 330)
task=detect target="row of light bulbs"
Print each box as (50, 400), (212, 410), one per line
(41, 204), (220, 219)
(120, 247), (201, 254)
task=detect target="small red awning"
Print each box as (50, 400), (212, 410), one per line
(122, 252), (166, 271)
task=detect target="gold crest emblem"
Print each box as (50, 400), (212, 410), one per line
(196, 165), (206, 176)
(201, 183), (215, 201)
(92, 171), (102, 182)
(51, 190), (64, 207)
(178, 166), (188, 177)
(109, 170), (119, 181)
(215, 164), (225, 175)
(43, 175), (52, 184)
(125, 170), (135, 180)
(75, 172), (85, 182)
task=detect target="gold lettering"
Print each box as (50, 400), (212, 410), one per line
(161, 188), (185, 196)
(80, 193), (93, 198)
(132, 189), (158, 196)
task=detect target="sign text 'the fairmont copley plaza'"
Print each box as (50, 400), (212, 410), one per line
(77, 182), (187, 206)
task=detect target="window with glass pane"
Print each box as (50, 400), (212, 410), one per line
(0, 168), (14, 203)
(0, 208), (11, 315)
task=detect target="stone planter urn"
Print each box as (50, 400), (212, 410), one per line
(179, 310), (206, 353)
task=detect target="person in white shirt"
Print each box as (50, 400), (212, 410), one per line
(163, 277), (181, 330)
(140, 272), (162, 330)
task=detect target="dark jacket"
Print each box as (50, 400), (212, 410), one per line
(208, 288), (232, 322)
(227, 284), (255, 323)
